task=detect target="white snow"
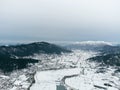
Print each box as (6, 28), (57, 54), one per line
(74, 41), (113, 46)
(30, 50), (96, 90)
(66, 68), (120, 90)
(10, 87), (17, 90)
(14, 75), (28, 85)
(10, 74), (31, 90)
(0, 75), (9, 79)
(30, 68), (80, 90)
(30, 50), (120, 90)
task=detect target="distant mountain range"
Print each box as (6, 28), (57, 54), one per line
(65, 41), (112, 51)
(87, 44), (120, 68)
(100, 45), (120, 54)
(1, 41), (120, 73)
(65, 41), (120, 68)
(0, 42), (70, 73)
(0, 42), (70, 57)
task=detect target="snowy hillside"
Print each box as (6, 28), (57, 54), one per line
(0, 42), (120, 90)
(30, 50), (120, 90)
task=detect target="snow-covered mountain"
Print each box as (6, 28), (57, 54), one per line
(0, 42), (70, 57)
(0, 41), (120, 90)
(0, 42), (70, 73)
(74, 41), (112, 46)
(65, 41), (113, 51)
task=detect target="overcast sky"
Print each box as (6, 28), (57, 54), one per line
(0, 0), (120, 42)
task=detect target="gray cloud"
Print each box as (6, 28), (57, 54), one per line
(0, 0), (120, 42)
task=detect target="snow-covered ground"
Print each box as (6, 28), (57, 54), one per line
(30, 68), (80, 90)
(66, 64), (120, 90)
(30, 50), (97, 90)
(30, 50), (120, 90)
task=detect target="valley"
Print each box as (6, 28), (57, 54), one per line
(0, 41), (120, 90)
(30, 50), (120, 90)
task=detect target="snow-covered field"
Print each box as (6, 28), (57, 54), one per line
(30, 68), (80, 90)
(66, 65), (120, 90)
(30, 50), (120, 90)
